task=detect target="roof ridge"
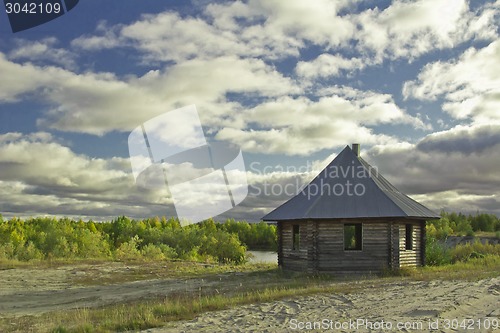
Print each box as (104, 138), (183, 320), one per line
(302, 145), (351, 218)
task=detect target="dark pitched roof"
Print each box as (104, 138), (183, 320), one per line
(262, 145), (440, 221)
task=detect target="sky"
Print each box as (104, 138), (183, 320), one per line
(0, 0), (499, 222)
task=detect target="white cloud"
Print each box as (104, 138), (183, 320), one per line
(0, 132), (328, 221)
(120, 12), (247, 62)
(215, 87), (428, 155)
(356, 0), (498, 61)
(245, 0), (355, 47)
(9, 37), (76, 69)
(0, 132), (178, 219)
(295, 54), (367, 78)
(411, 191), (499, 215)
(366, 124), (500, 204)
(73, 9), (301, 62)
(70, 21), (123, 51)
(71, 0), (355, 63)
(0, 53), (299, 135)
(71, 0), (498, 70)
(217, 122), (393, 156)
(0, 53), (58, 102)
(403, 40), (500, 123)
(0, 132), (129, 192)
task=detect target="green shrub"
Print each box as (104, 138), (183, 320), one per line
(456, 219), (474, 236)
(180, 246), (205, 262)
(425, 238), (451, 266)
(450, 241), (500, 263)
(219, 220), (277, 251)
(427, 218), (453, 240)
(157, 244), (177, 259)
(16, 241), (43, 261)
(206, 230), (246, 264)
(115, 235), (142, 260)
(141, 244), (167, 261)
(0, 243), (15, 260)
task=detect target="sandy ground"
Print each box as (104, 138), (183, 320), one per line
(0, 263), (498, 332)
(143, 278), (500, 333)
(0, 263), (250, 317)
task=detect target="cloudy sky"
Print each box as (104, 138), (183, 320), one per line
(0, 0), (499, 222)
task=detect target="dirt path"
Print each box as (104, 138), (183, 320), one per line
(0, 263), (272, 318)
(0, 277), (219, 317)
(142, 278), (500, 333)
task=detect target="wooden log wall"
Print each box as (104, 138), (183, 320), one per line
(280, 221), (309, 271)
(420, 221), (426, 266)
(279, 219), (427, 273)
(306, 220), (319, 274)
(277, 221), (283, 267)
(316, 221), (390, 273)
(398, 220), (423, 267)
(390, 222), (400, 269)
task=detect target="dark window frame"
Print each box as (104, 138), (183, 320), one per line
(405, 224), (413, 250)
(344, 223), (362, 251)
(292, 224), (300, 251)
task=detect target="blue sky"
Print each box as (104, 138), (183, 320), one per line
(0, 0), (499, 221)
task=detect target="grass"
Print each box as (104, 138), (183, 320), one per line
(0, 258), (112, 270)
(385, 255), (500, 281)
(473, 231), (499, 238)
(1, 255), (499, 333)
(0, 258), (278, 286)
(2, 276), (366, 333)
(68, 260), (278, 286)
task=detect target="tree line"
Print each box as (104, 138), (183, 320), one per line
(0, 215), (276, 264)
(1, 211), (498, 265)
(427, 211), (500, 240)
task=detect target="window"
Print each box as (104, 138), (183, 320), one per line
(405, 224), (413, 250)
(344, 223), (362, 250)
(292, 225), (300, 250)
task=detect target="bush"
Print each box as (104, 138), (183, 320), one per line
(427, 218), (453, 240)
(425, 238), (451, 266)
(219, 220), (277, 251)
(456, 219), (474, 236)
(0, 243), (15, 261)
(16, 241), (43, 261)
(157, 244), (177, 259)
(140, 243), (177, 261)
(141, 244), (165, 261)
(206, 230), (246, 264)
(180, 246), (205, 262)
(115, 235), (142, 260)
(450, 241), (500, 263)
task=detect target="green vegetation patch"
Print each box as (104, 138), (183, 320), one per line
(0, 216), (277, 265)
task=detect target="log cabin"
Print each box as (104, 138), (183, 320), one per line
(262, 144), (440, 274)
